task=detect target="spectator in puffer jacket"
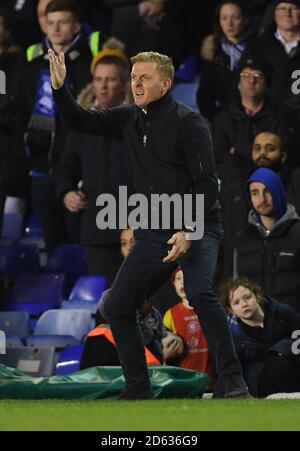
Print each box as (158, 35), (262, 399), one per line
(233, 167), (300, 313)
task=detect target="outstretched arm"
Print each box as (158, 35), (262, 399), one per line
(48, 50), (130, 139)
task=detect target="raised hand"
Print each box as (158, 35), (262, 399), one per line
(48, 49), (66, 89)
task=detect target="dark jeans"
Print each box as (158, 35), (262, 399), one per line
(103, 222), (241, 388)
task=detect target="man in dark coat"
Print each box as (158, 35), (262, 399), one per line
(49, 48), (250, 399)
(241, 0), (300, 112)
(220, 131), (300, 279)
(212, 57), (296, 185)
(233, 167), (300, 313)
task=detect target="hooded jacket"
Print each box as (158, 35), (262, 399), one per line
(234, 168), (300, 312)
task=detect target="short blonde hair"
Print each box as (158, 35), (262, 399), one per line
(130, 51), (174, 81)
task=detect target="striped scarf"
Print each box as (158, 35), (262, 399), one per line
(221, 36), (247, 70)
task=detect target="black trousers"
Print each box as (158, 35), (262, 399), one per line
(102, 222), (241, 389)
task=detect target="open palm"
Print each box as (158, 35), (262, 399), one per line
(48, 49), (66, 89)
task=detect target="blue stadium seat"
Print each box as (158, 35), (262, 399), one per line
(0, 311), (29, 339)
(171, 82), (199, 110)
(20, 214), (45, 249)
(0, 213), (24, 242)
(69, 276), (106, 301)
(61, 275), (106, 314)
(55, 343), (84, 375)
(46, 245), (89, 287)
(174, 56), (199, 83)
(6, 336), (24, 347)
(0, 243), (39, 277)
(26, 309), (92, 349)
(24, 214), (43, 238)
(8, 273), (65, 316)
(0, 346), (56, 376)
(61, 299), (99, 314)
(26, 334), (80, 349)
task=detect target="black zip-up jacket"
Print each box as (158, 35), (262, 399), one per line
(234, 205), (300, 313)
(53, 85), (220, 231)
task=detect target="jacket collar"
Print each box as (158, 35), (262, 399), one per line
(44, 31), (87, 58)
(248, 203), (299, 235)
(135, 91), (176, 120)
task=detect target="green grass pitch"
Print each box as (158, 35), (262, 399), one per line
(0, 399), (300, 431)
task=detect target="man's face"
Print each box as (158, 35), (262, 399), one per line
(238, 67), (267, 99)
(37, 0), (52, 34)
(92, 63), (126, 109)
(131, 61), (171, 108)
(46, 11), (81, 47)
(249, 181), (274, 218)
(275, 2), (300, 32)
(252, 132), (286, 169)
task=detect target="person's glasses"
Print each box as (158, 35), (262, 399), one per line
(240, 72), (265, 82)
(275, 6), (300, 14)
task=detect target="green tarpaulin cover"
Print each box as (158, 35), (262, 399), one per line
(0, 364), (212, 399)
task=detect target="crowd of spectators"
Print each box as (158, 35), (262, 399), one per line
(1, 0), (300, 397)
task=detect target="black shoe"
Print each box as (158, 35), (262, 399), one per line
(224, 375), (253, 399)
(117, 385), (155, 400)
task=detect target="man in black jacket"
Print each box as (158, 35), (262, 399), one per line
(220, 130), (299, 278)
(212, 57), (296, 186)
(49, 48), (250, 399)
(241, 0), (300, 111)
(233, 167), (300, 313)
